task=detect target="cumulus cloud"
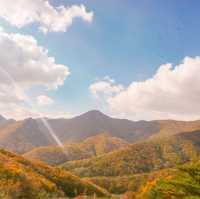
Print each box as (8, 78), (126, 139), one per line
(0, 30), (70, 90)
(92, 57), (200, 121)
(89, 76), (124, 98)
(36, 95), (54, 106)
(0, 29), (69, 119)
(0, 0), (93, 33)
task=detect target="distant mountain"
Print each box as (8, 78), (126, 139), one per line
(0, 114), (13, 127)
(0, 149), (108, 198)
(1, 110), (200, 155)
(0, 115), (8, 126)
(0, 118), (57, 154)
(150, 120), (200, 138)
(47, 110), (160, 142)
(0, 110), (159, 154)
(62, 130), (200, 177)
(0, 115), (6, 123)
(24, 133), (130, 165)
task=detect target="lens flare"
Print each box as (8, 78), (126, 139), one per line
(0, 66), (64, 149)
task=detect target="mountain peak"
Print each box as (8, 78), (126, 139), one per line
(80, 110), (109, 118)
(0, 115), (6, 122)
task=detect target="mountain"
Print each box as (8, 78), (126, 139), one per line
(0, 115), (16, 126)
(62, 130), (200, 177)
(1, 111), (200, 198)
(0, 149), (108, 198)
(0, 118), (57, 154)
(2, 110), (200, 155)
(24, 133), (130, 165)
(0, 115), (6, 123)
(47, 110), (160, 142)
(0, 110), (159, 154)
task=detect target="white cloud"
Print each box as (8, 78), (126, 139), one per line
(0, 0), (93, 33)
(0, 29), (70, 119)
(39, 111), (73, 119)
(36, 95), (54, 106)
(0, 104), (40, 120)
(89, 76), (124, 98)
(0, 30), (70, 90)
(0, 103), (72, 120)
(92, 57), (200, 121)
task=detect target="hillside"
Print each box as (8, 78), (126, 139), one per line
(24, 133), (129, 165)
(80, 133), (129, 155)
(0, 149), (108, 198)
(23, 143), (90, 166)
(136, 161), (200, 199)
(150, 120), (200, 138)
(84, 174), (149, 195)
(85, 168), (175, 196)
(62, 130), (200, 177)
(0, 118), (57, 154)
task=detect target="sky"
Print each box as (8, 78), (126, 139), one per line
(0, 0), (200, 120)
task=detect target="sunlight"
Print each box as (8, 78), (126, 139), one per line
(0, 66), (65, 149)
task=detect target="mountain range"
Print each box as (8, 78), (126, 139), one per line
(0, 110), (200, 198)
(0, 110), (200, 157)
(0, 110), (160, 154)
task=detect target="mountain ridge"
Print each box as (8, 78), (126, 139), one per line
(1, 110), (200, 156)
(0, 110), (160, 154)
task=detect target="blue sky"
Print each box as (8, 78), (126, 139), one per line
(1, 0), (200, 119)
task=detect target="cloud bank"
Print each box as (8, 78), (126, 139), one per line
(0, 0), (93, 33)
(90, 57), (200, 121)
